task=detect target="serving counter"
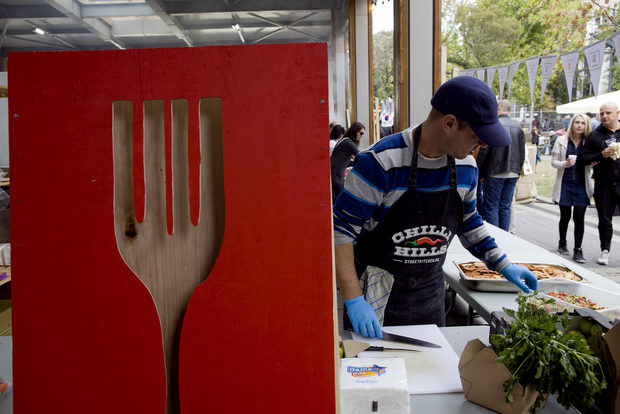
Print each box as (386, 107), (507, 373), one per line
(443, 224), (620, 323)
(343, 326), (579, 413)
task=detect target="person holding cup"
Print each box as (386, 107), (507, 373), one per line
(551, 113), (593, 263)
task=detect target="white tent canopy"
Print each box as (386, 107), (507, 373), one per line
(556, 90), (620, 114)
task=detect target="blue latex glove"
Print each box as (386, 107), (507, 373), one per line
(500, 264), (538, 293)
(344, 295), (382, 339)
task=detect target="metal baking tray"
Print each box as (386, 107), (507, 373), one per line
(454, 261), (585, 292)
(532, 278), (620, 317)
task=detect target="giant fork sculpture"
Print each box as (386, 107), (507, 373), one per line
(112, 99), (224, 414)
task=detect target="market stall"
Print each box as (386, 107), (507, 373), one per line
(443, 223), (620, 323)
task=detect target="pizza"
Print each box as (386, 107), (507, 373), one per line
(547, 291), (604, 310)
(458, 262), (583, 282)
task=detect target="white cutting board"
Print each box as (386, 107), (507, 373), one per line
(353, 325), (462, 395)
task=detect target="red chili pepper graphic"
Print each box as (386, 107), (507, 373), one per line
(405, 237), (443, 247)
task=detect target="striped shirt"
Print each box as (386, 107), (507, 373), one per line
(333, 127), (510, 271)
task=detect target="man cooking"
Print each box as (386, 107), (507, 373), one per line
(333, 76), (538, 339)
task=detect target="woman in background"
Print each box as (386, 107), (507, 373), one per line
(551, 113), (593, 263)
(329, 124), (345, 156)
(331, 122), (365, 203)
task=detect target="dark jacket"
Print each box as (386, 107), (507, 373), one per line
(331, 137), (359, 203)
(476, 114), (526, 178)
(582, 124), (620, 183)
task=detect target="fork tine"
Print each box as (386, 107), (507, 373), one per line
(113, 101), (137, 238)
(164, 98), (173, 236)
(172, 99), (190, 235)
(188, 99), (200, 227)
(143, 100), (167, 235)
(198, 98), (225, 269)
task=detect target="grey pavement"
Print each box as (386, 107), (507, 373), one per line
(511, 199), (620, 285)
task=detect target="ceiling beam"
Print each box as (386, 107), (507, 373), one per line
(41, 0), (127, 49)
(181, 20), (331, 32)
(6, 27), (91, 37)
(81, 3), (155, 19)
(144, 0), (194, 46)
(167, 0), (337, 14)
(0, 5), (65, 19)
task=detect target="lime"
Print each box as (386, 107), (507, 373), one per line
(590, 324), (604, 337)
(579, 319), (593, 335)
(339, 346), (344, 358)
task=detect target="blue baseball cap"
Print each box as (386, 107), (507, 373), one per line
(430, 76), (510, 147)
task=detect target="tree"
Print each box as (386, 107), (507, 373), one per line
(453, 4), (521, 68)
(443, 0), (605, 110)
(373, 30), (394, 100)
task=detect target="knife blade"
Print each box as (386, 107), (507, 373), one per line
(365, 346), (421, 352)
(381, 330), (442, 348)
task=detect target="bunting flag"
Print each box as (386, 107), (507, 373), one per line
(486, 67), (496, 91)
(583, 39), (607, 96)
(508, 60), (522, 99)
(612, 31), (620, 70)
(560, 50), (579, 102)
(497, 65), (509, 98)
(466, 69), (476, 77)
(476, 68), (485, 81)
(524, 57), (539, 103)
(538, 55), (557, 103)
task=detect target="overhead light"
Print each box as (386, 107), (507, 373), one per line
(232, 23), (245, 43)
(33, 27), (46, 36)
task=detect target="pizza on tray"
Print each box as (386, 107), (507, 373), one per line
(458, 262), (582, 282)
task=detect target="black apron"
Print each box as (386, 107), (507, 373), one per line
(354, 124), (463, 326)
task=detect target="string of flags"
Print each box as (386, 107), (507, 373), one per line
(456, 31), (620, 104)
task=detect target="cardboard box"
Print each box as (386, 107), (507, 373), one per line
(0, 301), (10, 336)
(601, 322), (620, 413)
(340, 357), (409, 414)
(459, 339), (540, 414)
(570, 308), (620, 413)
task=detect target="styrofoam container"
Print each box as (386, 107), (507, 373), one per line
(340, 357), (409, 414)
(532, 278), (620, 317)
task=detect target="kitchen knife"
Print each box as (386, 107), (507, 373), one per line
(366, 346), (420, 352)
(381, 330), (442, 348)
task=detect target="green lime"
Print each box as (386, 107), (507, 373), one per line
(339, 346), (344, 358)
(590, 324), (604, 337)
(579, 319), (593, 335)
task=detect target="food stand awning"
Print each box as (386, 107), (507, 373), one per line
(556, 90), (620, 114)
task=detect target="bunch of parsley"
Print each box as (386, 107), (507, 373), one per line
(491, 293), (607, 413)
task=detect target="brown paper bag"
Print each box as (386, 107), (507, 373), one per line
(459, 339), (540, 414)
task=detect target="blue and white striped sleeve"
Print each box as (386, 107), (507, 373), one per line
(456, 159), (510, 272)
(333, 152), (388, 244)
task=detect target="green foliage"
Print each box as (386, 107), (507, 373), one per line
(373, 30), (394, 100)
(443, 0), (616, 109)
(491, 293), (607, 413)
(453, 4), (521, 68)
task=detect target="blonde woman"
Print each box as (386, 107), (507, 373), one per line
(551, 114), (594, 263)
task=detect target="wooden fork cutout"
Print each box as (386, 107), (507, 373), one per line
(113, 99), (224, 414)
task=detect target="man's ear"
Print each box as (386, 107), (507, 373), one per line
(441, 114), (457, 132)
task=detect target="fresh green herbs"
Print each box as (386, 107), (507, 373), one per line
(491, 293), (607, 413)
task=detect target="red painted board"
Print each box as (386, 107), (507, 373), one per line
(9, 44), (334, 414)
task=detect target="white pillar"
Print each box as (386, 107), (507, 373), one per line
(355, 0), (370, 148)
(329, 8), (348, 127)
(409, 0), (434, 126)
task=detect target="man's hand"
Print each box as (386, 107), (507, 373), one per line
(500, 264), (538, 293)
(344, 295), (382, 338)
